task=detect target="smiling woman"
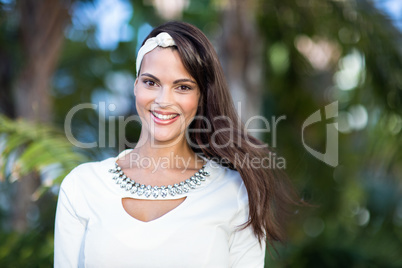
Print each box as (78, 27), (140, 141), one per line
(54, 21), (300, 268)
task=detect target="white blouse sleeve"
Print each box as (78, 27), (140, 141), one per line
(229, 182), (266, 268)
(54, 171), (87, 268)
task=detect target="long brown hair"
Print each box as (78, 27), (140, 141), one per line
(141, 21), (300, 248)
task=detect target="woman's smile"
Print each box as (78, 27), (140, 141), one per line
(150, 110), (180, 124)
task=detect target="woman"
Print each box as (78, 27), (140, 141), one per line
(54, 21), (298, 267)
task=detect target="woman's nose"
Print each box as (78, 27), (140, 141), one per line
(154, 87), (173, 106)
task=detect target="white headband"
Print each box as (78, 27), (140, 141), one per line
(136, 32), (176, 76)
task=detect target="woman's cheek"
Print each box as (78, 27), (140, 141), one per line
(136, 89), (152, 106)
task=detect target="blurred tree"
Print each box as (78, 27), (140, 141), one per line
(256, 0), (402, 266)
(218, 0), (263, 125)
(14, 0), (70, 122)
(3, 0), (72, 232)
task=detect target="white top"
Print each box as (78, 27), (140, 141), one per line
(54, 150), (266, 267)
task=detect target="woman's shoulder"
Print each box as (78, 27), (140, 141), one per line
(60, 155), (116, 189)
(225, 168), (248, 205)
(70, 157), (114, 176)
(205, 160), (250, 225)
(207, 160), (248, 204)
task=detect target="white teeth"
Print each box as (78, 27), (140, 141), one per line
(152, 111), (178, 120)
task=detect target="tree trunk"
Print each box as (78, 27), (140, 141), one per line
(11, 0), (71, 232)
(219, 0), (263, 131)
(0, 50), (15, 117)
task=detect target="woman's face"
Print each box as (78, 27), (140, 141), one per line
(134, 47), (200, 146)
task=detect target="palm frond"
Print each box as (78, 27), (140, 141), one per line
(0, 114), (88, 188)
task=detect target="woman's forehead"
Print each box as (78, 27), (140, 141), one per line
(140, 47), (194, 81)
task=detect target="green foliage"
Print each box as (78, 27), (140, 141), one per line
(0, 114), (88, 187)
(0, 115), (88, 266)
(0, 191), (57, 267)
(256, 0), (402, 266)
(0, 231), (54, 267)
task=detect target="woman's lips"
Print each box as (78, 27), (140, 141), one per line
(150, 110), (180, 124)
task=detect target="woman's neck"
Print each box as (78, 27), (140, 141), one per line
(134, 142), (194, 160)
(127, 134), (202, 170)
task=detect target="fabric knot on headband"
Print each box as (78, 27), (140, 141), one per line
(136, 32), (176, 76)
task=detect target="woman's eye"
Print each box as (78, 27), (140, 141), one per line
(177, 85), (191, 91)
(144, 80), (156, 86)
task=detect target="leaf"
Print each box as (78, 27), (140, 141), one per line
(0, 115), (89, 192)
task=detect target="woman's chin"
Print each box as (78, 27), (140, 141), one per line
(149, 133), (185, 146)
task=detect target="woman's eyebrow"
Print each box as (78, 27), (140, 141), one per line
(173, 78), (197, 85)
(141, 73), (196, 85)
(141, 73), (160, 83)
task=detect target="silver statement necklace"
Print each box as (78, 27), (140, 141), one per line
(108, 162), (210, 199)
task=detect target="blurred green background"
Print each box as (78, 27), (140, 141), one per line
(0, 0), (401, 267)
